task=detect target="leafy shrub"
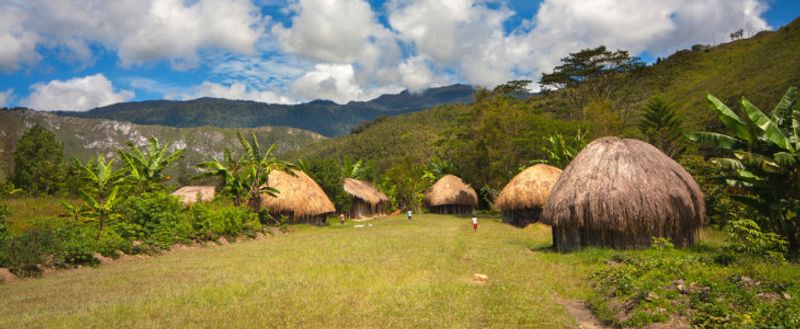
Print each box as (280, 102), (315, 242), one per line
(187, 203), (260, 240)
(719, 219), (788, 263)
(0, 205), (10, 266)
(115, 192), (190, 249)
(4, 222), (61, 276)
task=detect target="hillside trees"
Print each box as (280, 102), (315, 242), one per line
(638, 97), (686, 158)
(687, 87), (800, 253)
(12, 124), (65, 195)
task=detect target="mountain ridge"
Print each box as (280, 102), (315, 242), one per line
(56, 84), (476, 137)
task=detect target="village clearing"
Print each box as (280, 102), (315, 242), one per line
(0, 214), (717, 328)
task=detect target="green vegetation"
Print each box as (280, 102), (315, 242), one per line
(688, 87), (800, 253)
(638, 97), (686, 158)
(12, 124), (65, 195)
(118, 137), (185, 193)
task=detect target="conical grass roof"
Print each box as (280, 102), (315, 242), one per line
(542, 137), (704, 247)
(424, 175), (478, 207)
(343, 178), (389, 206)
(171, 186), (216, 205)
(261, 169), (335, 217)
(495, 164), (562, 211)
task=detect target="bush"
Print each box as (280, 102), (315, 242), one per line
(187, 203), (261, 240)
(4, 221), (61, 276)
(0, 205), (10, 266)
(718, 219), (788, 264)
(115, 192), (190, 249)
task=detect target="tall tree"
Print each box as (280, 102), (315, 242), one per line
(638, 97), (686, 158)
(12, 124), (65, 195)
(196, 149), (249, 207)
(64, 155), (125, 239)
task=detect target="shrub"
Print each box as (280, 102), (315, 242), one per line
(720, 219), (788, 263)
(187, 203), (261, 240)
(4, 222), (61, 277)
(115, 192), (190, 249)
(0, 205), (10, 266)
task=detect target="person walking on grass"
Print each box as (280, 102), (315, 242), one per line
(471, 215), (478, 232)
(407, 209), (413, 221)
(339, 213), (346, 225)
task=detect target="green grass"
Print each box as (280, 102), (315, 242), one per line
(3, 197), (79, 235)
(0, 215), (614, 328)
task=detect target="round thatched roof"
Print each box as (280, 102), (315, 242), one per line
(260, 169), (335, 217)
(343, 178), (389, 206)
(171, 186), (216, 205)
(424, 175), (478, 207)
(495, 164), (562, 210)
(542, 137), (704, 242)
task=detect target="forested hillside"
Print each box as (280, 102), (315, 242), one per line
(58, 84), (475, 136)
(291, 17), (800, 207)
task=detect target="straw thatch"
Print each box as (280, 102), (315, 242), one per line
(260, 169), (336, 225)
(171, 186), (216, 205)
(495, 164), (562, 228)
(424, 175), (478, 214)
(343, 178), (389, 219)
(542, 137), (705, 251)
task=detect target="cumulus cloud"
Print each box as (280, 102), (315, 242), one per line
(22, 74), (134, 111)
(0, 89), (13, 108)
(2, 0), (264, 70)
(0, 4), (40, 71)
(290, 64), (402, 104)
(176, 82), (295, 104)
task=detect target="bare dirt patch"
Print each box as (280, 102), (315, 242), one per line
(556, 298), (611, 329)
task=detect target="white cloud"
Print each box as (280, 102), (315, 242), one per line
(0, 4), (40, 71)
(0, 89), (13, 108)
(290, 64), (402, 104)
(176, 82), (295, 104)
(2, 0), (265, 70)
(272, 0), (388, 63)
(22, 74), (134, 111)
(397, 56), (436, 92)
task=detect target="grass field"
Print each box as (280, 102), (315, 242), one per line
(0, 214), (732, 328)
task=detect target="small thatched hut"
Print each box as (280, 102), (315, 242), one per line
(343, 178), (389, 219)
(495, 164), (562, 228)
(542, 137), (705, 251)
(260, 170), (336, 225)
(424, 175), (478, 214)
(171, 186), (216, 205)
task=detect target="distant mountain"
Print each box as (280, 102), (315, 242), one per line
(0, 109), (325, 180)
(58, 84), (475, 137)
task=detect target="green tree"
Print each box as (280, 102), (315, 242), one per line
(536, 129), (589, 169)
(687, 87), (800, 252)
(237, 132), (296, 213)
(583, 99), (623, 138)
(118, 137), (185, 193)
(64, 155), (125, 239)
(12, 124), (65, 194)
(638, 97), (686, 158)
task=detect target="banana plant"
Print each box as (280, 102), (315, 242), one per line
(119, 137), (185, 193)
(687, 86), (799, 250)
(63, 155), (125, 239)
(237, 132), (296, 213)
(196, 148), (249, 207)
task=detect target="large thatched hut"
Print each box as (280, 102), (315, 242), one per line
(260, 169), (335, 225)
(542, 137), (705, 251)
(343, 178), (389, 219)
(424, 175), (478, 214)
(494, 164), (562, 228)
(171, 186), (216, 205)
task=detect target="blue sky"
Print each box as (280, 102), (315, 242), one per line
(0, 0), (797, 111)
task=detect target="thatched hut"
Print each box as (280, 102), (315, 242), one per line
(494, 164), (562, 228)
(260, 169), (336, 225)
(171, 186), (216, 205)
(542, 137), (705, 251)
(424, 175), (478, 214)
(343, 178), (389, 219)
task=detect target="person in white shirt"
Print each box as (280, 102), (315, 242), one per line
(407, 210), (413, 221)
(471, 215), (478, 232)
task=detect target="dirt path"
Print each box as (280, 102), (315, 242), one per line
(557, 298), (612, 329)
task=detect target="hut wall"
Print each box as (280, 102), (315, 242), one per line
(501, 208), (543, 228)
(270, 211), (328, 226)
(551, 224), (699, 252)
(429, 204), (474, 215)
(349, 199), (374, 219)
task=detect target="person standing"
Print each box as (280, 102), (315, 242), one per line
(471, 215), (478, 232)
(407, 209), (413, 221)
(338, 213), (346, 225)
